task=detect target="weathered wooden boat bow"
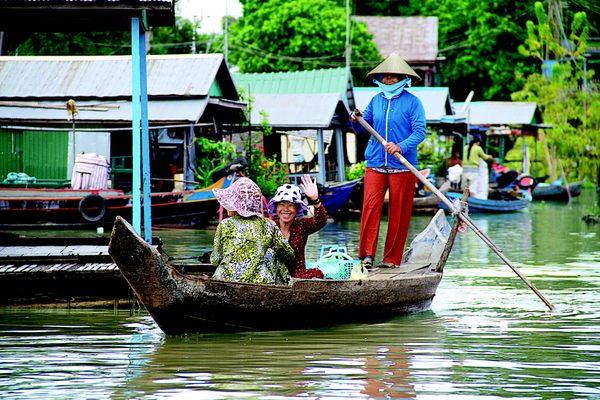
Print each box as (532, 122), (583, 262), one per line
(109, 217), (196, 325)
(109, 215), (449, 334)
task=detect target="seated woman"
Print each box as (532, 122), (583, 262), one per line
(211, 177), (294, 284)
(269, 175), (327, 279)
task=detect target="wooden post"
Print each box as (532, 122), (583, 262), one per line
(317, 128), (326, 185)
(435, 189), (469, 272)
(335, 128), (346, 182)
(139, 27), (152, 244)
(131, 16), (142, 234)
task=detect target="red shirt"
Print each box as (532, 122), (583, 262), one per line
(274, 203), (328, 279)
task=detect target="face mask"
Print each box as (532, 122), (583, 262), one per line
(374, 77), (412, 99)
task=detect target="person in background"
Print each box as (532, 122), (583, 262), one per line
(211, 177), (294, 284)
(269, 175), (327, 279)
(350, 53), (426, 269)
(462, 134), (493, 199)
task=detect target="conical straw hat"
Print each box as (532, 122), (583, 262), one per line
(367, 53), (421, 82)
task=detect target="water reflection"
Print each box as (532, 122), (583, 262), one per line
(113, 314), (444, 399)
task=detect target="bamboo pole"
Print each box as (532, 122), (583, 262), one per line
(354, 113), (554, 311)
(557, 158), (572, 203)
(539, 131), (556, 182)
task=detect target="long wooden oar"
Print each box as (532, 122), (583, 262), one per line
(354, 113), (554, 311)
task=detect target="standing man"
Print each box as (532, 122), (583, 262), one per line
(351, 53), (426, 269)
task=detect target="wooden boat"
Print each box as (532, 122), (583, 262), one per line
(439, 191), (530, 213)
(0, 175), (234, 229)
(108, 210), (459, 334)
(532, 181), (584, 201)
(320, 179), (361, 216)
(412, 194), (440, 215)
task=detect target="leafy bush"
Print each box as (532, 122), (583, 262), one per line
(245, 144), (288, 197)
(346, 161), (366, 180)
(417, 134), (453, 175)
(194, 137), (236, 188)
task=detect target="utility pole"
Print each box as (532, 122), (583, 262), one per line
(224, 0), (229, 65)
(191, 17), (197, 54)
(345, 0), (351, 73)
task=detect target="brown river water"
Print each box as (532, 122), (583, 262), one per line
(0, 190), (598, 399)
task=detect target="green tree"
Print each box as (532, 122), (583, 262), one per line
(512, 5), (598, 182)
(230, 0), (381, 82)
(417, 0), (539, 100)
(348, 0), (597, 100)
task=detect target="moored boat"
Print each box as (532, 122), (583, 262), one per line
(108, 210), (459, 334)
(532, 181), (584, 201)
(439, 191), (530, 213)
(320, 179), (360, 216)
(0, 175), (234, 229)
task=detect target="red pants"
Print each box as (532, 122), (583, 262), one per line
(358, 169), (416, 265)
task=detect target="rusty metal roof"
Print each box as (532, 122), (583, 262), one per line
(354, 87), (452, 123)
(354, 16), (438, 62)
(0, 54), (238, 100)
(453, 101), (540, 126)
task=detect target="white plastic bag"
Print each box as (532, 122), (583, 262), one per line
(402, 210), (451, 265)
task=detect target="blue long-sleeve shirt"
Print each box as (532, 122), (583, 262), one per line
(352, 91), (426, 170)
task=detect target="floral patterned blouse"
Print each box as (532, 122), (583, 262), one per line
(210, 215), (294, 284)
(274, 203), (328, 279)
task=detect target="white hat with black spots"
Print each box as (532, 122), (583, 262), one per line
(268, 183), (308, 217)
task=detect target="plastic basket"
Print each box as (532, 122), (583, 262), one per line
(307, 245), (360, 280)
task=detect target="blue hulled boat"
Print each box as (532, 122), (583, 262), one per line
(439, 191), (530, 213)
(320, 179), (361, 216)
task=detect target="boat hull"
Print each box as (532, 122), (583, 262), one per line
(532, 181), (583, 201)
(149, 273), (441, 334)
(0, 176), (234, 228)
(321, 180), (360, 216)
(439, 192), (530, 213)
(109, 216), (444, 334)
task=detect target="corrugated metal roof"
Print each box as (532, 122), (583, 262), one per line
(354, 87), (452, 123)
(453, 101), (539, 125)
(353, 16), (438, 62)
(234, 68), (355, 109)
(0, 99), (208, 124)
(0, 54), (232, 100)
(250, 93), (347, 129)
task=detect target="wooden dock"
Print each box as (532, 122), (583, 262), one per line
(0, 235), (134, 306)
